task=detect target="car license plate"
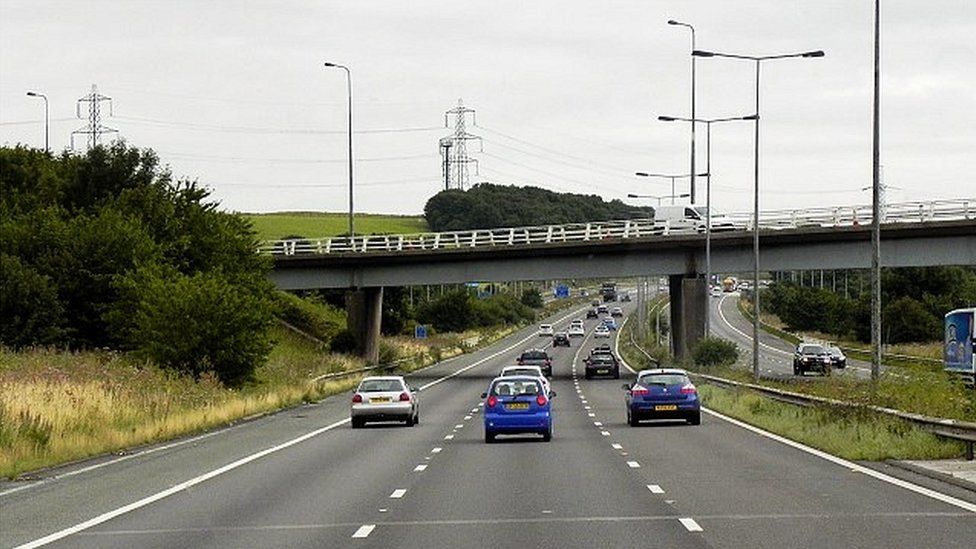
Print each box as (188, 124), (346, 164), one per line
(654, 405), (677, 411)
(597, 369), (608, 374)
(505, 402), (530, 410)
(370, 396), (392, 403)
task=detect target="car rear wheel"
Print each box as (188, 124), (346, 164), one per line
(628, 411), (639, 427)
(688, 412), (701, 426)
(351, 418), (364, 429)
(485, 431), (495, 443)
(405, 414), (415, 427)
(613, 368), (620, 379)
(542, 429), (552, 442)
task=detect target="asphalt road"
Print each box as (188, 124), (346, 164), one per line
(2, 302), (973, 548)
(709, 291), (878, 379)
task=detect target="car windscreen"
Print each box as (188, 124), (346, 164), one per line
(491, 379), (541, 396)
(590, 356), (614, 365)
(637, 374), (689, 386)
(799, 345), (825, 354)
(521, 351), (547, 360)
(359, 379), (403, 392)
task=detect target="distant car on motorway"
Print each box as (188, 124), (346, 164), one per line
(793, 343), (832, 376)
(610, 307), (623, 317)
(594, 325), (611, 338)
(602, 317), (617, 331)
(619, 292), (632, 302)
(586, 308), (599, 319)
(570, 318), (584, 328)
(568, 325), (585, 338)
(826, 345), (847, 369)
(498, 365), (551, 395)
(552, 332), (571, 347)
(597, 304), (609, 314)
(710, 286), (723, 297)
(623, 369), (700, 426)
(483, 376), (554, 442)
(584, 354), (620, 379)
(591, 299), (601, 307)
(351, 376), (419, 428)
(518, 349), (553, 377)
(538, 324), (554, 337)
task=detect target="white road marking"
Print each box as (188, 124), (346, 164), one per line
(593, 421), (603, 427)
(352, 524), (376, 538)
(584, 406), (591, 410)
(389, 489), (407, 499)
(627, 461), (641, 468)
(471, 408), (478, 413)
(611, 443), (623, 450)
(413, 464), (428, 472)
(379, 508), (387, 513)
(588, 413), (596, 417)
(455, 424), (464, 429)
(647, 485), (665, 494)
(679, 518), (703, 532)
(443, 434), (454, 440)
(464, 415), (472, 420)
(601, 431), (610, 436)
(716, 294), (791, 357)
(703, 407), (976, 514)
(431, 447), (442, 453)
(13, 417), (352, 548)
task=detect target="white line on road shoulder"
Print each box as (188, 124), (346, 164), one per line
(352, 524), (376, 538)
(679, 518), (703, 532)
(389, 489), (407, 499)
(627, 461), (641, 468)
(431, 447), (442, 453)
(413, 464), (428, 472)
(611, 443), (623, 450)
(647, 484), (665, 494)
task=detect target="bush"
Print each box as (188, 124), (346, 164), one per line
(329, 329), (358, 354)
(415, 290), (474, 333)
(692, 337), (739, 368)
(520, 288), (544, 308)
(272, 291), (345, 343)
(116, 268), (274, 386)
(0, 252), (65, 347)
(883, 296), (941, 344)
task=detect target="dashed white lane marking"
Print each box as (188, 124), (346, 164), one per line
(455, 424), (464, 429)
(413, 464), (428, 472)
(587, 413), (596, 418)
(464, 415), (472, 420)
(647, 485), (665, 494)
(601, 431), (611, 436)
(593, 422), (603, 427)
(679, 518), (703, 532)
(444, 434), (454, 440)
(352, 524), (376, 538)
(389, 489), (407, 499)
(584, 406), (591, 410)
(627, 461), (641, 468)
(611, 443), (623, 450)
(431, 447), (442, 454)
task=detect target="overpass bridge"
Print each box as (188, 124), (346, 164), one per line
(263, 199), (976, 362)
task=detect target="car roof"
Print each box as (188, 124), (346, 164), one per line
(492, 375), (546, 383)
(502, 365), (543, 371)
(361, 376), (405, 381)
(636, 368), (689, 376)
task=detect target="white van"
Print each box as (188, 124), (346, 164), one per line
(652, 205), (736, 232)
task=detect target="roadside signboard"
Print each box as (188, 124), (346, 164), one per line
(554, 284), (570, 299)
(415, 325), (428, 339)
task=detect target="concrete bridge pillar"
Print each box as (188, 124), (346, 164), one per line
(669, 275), (706, 362)
(346, 287), (384, 364)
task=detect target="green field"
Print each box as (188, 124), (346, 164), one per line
(244, 212), (428, 241)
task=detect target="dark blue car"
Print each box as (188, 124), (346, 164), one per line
(482, 376), (554, 442)
(623, 368), (700, 426)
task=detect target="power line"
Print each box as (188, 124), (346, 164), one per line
(110, 86), (447, 108)
(113, 115), (443, 135)
(160, 150), (437, 164)
(480, 151), (647, 195)
(206, 176), (437, 189)
(479, 137), (634, 180)
(0, 117), (75, 126)
(477, 125), (634, 175)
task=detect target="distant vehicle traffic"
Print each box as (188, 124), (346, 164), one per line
(584, 354), (619, 379)
(793, 343), (832, 376)
(601, 281), (617, 302)
(351, 376), (419, 428)
(623, 369), (700, 426)
(826, 345), (847, 369)
(610, 307), (623, 317)
(586, 308), (600, 319)
(722, 277), (737, 292)
(619, 292), (632, 302)
(538, 324), (554, 337)
(568, 325), (585, 338)
(483, 376), (554, 443)
(518, 349), (552, 377)
(602, 317), (617, 331)
(597, 304), (609, 314)
(552, 332), (571, 347)
(944, 308), (975, 386)
(651, 205), (736, 233)
(591, 299), (601, 307)
(594, 325), (611, 338)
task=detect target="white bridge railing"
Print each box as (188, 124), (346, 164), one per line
(259, 198), (974, 256)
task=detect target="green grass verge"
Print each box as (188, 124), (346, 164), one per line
(244, 212), (428, 241)
(699, 384), (965, 461)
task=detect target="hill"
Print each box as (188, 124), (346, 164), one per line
(244, 212), (428, 240)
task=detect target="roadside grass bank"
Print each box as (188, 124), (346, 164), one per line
(617, 295), (670, 370)
(0, 311), (548, 480)
(244, 212), (428, 241)
(698, 384), (965, 461)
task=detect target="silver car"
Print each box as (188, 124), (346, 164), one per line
(351, 376), (419, 428)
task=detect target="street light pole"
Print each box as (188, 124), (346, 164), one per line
(26, 91), (49, 153)
(324, 62), (354, 237)
(668, 20), (697, 204)
(693, 48), (824, 381)
(870, 0), (882, 380)
(628, 192), (690, 206)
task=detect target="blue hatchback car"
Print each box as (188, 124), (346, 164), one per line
(482, 376), (554, 443)
(623, 368), (700, 426)
(602, 317), (617, 331)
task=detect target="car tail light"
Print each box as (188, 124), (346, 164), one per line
(680, 384), (697, 395)
(487, 395), (498, 408)
(352, 393), (363, 403)
(631, 387), (649, 396)
(536, 394), (548, 406)
(399, 392), (411, 402)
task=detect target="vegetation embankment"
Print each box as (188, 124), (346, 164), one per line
(245, 212), (428, 241)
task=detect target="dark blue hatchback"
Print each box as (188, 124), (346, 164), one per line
(482, 376), (554, 443)
(623, 369), (700, 426)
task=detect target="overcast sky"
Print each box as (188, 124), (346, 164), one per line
(1, 1), (973, 215)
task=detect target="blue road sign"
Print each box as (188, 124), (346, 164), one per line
(555, 285), (570, 299)
(415, 325), (428, 339)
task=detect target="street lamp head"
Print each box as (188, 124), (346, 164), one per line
(627, 193), (640, 198)
(26, 91), (39, 96)
(658, 115), (677, 122)
(691, 50), (714, 57)
(635, 172), (649, 177)
(802, 50), (825, 58)
(667, 19), (679, 25)
(323, 62), (340, 67)
(742, 114), (759, 121)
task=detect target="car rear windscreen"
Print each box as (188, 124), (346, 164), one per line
(637, 374), (688, 386)
(359, 379), (404, 392)
(522, 351), (547, 360)
(492, 379), (541, 396)
(800, 345), (825, 354)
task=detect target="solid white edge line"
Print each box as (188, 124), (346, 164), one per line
(351, 524), (376, 538)
(627, 461), (641, 468)
(14, 417), (351, 549)
(413, 464), (428, 472)
(17, 306), (591, 548)
(647, 484), (665, 494)
(679, 517), (703, 532)
(716, 293), (791, 357)
(389, 489), (407, 499)
(611, 443), (623, 450)
(431, 447), (442, 453)
(702, 407), (976, 514)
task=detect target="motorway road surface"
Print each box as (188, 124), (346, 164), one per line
(709, 292), (879, 379)
(2, 303), (974, 548)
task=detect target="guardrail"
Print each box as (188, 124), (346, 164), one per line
(693, 372), (976, 460)
(310, 356), (418, 383)
(259, 198), (975, 256)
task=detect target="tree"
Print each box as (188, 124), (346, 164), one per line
(0, 253), (65, 347)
